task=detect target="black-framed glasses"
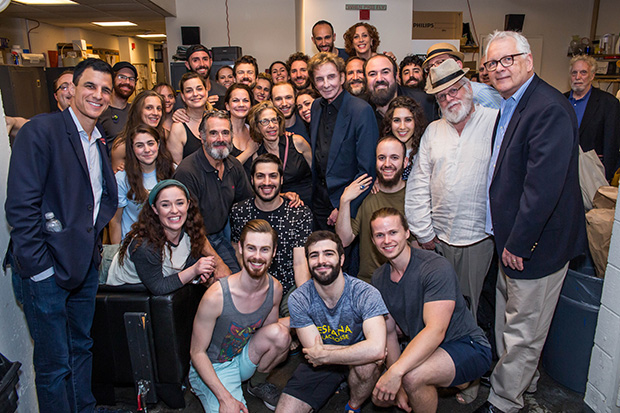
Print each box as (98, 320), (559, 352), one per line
(117, 74), (137, 83)
(424, 57), (448, 73)
(483, 53), (526, 72)
(436, 83), (464, 102)
(55, 82), (70, 92)
(258, 117), (280, 126)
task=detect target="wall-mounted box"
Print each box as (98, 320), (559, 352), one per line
(412, 11), (463, 40)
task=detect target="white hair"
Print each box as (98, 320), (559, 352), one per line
(484, 30), (532, 57)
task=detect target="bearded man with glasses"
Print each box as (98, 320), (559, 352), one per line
(99, 61), (138, 145)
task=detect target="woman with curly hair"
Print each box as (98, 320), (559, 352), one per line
(381, 96), (428, 180)
(343, 22), (380, 60)
(107, 180), (217, 295)
(109, 124), (175, 244)
(248, 100), (313, 206)
(110, 90), (166, 172)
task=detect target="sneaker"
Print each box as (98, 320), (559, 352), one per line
(247, 382), (280, 411)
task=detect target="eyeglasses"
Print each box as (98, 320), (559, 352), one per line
(424, 57), (449, 73)
(436, 83), (464, 102)
(258, 117), (280, 126)
(483, 53), (526, 72)
(55, 82), (70, 92)
(117, 74), (137, 83)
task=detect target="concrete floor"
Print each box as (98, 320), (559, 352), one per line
(102, 352), (587, 413)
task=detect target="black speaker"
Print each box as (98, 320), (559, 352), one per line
(504, 14), (525, 32)
(181, 26), (200, 46)
(212, 46), (243, 62)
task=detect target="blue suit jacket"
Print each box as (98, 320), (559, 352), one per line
(5, 109), (118, 289)
(489, 75), (586, 280)
(310, 90), (379, 215)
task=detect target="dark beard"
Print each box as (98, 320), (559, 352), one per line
(311, 261), (341, 286)
(370, 81), (397, 107)
(294, 78), (310, 90)
(377, 164), (404, 188)
(243, 258), (270, 279)
(114, 83), (134, 100)
(254, 184), (281, 203)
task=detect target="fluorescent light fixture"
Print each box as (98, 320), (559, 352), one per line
(15, 0), (78, 4)
(92, 21), (137, 27)
(137, 34), (167, 38)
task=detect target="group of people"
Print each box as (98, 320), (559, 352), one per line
(5, 15), (618, 413)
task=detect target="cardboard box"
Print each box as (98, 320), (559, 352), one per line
(412, 11), (463, 40)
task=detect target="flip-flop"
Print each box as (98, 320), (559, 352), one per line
(344, 401), (361, 413)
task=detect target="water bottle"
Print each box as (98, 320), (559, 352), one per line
(45, 212), (63, 232)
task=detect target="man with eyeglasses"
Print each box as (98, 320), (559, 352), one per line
(174, 110), (253, 274)
(406, 59), (497, 335)
(423, 43), (501, 109)
(475, 31), (586, 413)
(53, 70), (74, 111)
(100, 61), (137, 146)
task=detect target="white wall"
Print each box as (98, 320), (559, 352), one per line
(165, 0), (297, 73)
(0, 93), (38, 413)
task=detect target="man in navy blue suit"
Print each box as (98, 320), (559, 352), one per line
(5, 58), (118, 413)
(475, 31), (586, 413)
(307, 52), (379, 230)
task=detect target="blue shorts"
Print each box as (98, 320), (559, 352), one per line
(189, 343), (257, 413)
(439, 336), (492, 387)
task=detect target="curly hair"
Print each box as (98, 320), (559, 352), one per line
(118, 186), (206, 266)
(247, 100), (285, 143)
(286, 52), (309, 69)
(124, 124), (175, 203)
(343, 22), (380, 57)
(381, 96), (428, 156)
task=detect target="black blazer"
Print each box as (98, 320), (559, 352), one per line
(564, 87), (620, 180)
(490, 75), (586, 279)
(6, 109), (117, 289)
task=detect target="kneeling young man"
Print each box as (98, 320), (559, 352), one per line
(189, 219), (290, 413)
(276, 231), (388, 413)
(370, 208), (492, 412)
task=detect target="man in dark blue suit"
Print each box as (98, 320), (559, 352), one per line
(564, 54), (620, 181)
(475, 32), (586, 413)
(5, 58), (118, 413)
(307, 52), (379, 230)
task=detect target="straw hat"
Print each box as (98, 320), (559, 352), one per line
(423, 42), (464, 67)
(425, 59), (469, 94)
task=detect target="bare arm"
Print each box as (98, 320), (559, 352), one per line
(108, 208), (124, 244)
(234, 137), (259, 165)
(292, 134), (312, 168)
(110, 141), (126, 173)
(374, 300), (454, 401)
(167, 122), (188, 165)
(201, 237), (232, 280)
(292, 247), (310, 287)
(302, 315), (387, 367)
(190, 284), (248, 413)
(6, 116), (28, 143)
(335, 174), (373, 247)
(264, 278), (284, 326)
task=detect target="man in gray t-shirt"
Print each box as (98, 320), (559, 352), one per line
(276, 231), (388, 413)
(368, 208), (491, 412)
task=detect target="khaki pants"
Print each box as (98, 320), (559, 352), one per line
(489, 263), (568, 413)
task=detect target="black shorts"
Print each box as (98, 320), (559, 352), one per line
(440, 335), (492, 387)
(282, 361), (348, 411)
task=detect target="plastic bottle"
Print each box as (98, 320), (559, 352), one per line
(45, 212), (63, 232)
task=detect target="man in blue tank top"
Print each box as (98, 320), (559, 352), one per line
(189, 219), (291, 413)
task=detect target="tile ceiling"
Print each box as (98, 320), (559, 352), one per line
(2, 0), (172, 37)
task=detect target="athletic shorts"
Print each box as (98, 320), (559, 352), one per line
(282, 361), (348, 411)
(189, 343), (257, 413)
(440, 335), (492, 387)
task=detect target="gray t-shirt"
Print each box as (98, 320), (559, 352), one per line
(372, 248), (489, 347)
(289, 274), (388, 346)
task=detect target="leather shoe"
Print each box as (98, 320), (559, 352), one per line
(473, 401), (505, 413)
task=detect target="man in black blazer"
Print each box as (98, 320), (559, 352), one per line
(564, 54), (620, 180)
(308, 52), (379, 230)
(475, 32), (586, 413)
(5, 58), (118, 413)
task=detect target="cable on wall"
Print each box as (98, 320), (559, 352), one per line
(465, 0), (479, 49)
(225, 0), (231, 46)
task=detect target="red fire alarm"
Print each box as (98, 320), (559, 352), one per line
(131, 42), (136, 50)
(360, 9), (370, 20)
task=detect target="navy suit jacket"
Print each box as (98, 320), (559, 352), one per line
(489, 75), (586, 279)
(564, 87), (620, 180)
(6, 109), (117, 289)
(310, 90), (379, 215)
